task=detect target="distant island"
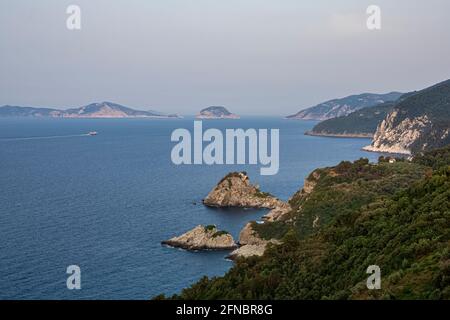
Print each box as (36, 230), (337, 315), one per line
(0, 102), (181, 119)
(286, 92), (403, 121)
(196, 106), (240, 119)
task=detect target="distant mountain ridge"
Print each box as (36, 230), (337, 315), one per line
(0, 102), (180, 118)
(287, 92), (403, 121)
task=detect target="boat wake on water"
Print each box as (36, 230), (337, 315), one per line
(0, 133), (97, 142)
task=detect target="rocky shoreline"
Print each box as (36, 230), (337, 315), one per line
(163, 172), (291, 259)
(362, 144), (411, 155)
(305, 131), (374, 139)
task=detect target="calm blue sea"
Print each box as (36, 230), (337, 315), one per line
(0, 117), (379, 299)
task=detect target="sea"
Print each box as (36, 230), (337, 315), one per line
(0, 117), (380, 299)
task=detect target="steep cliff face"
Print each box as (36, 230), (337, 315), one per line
(363, 111), (434, 154)
(364, 79), (450, 154)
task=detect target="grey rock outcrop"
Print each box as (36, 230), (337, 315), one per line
(162, 225), (237, 251)
(228, 222), (280, 260)
(363, 111), (428, 154)
(203, 172), (286, 210)
(363, 79), (450, 154)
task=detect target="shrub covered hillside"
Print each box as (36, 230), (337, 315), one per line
(170, 147), (450, 300)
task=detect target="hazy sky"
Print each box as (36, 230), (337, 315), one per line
(1, 0), (450, 115)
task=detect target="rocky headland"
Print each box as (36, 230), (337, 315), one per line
(162, 225), (237, 251)
(201, 172), (293, 259)
(363, 79), (450, 154)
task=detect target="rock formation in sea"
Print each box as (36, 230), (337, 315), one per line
(162, 225), (237, 251)
(202, 172), (287, 211)
(200, 172), (292, 259)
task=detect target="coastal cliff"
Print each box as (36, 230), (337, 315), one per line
(162, 225), (237, 251)
(363, 111), (431, 154)
(201, 172), (290, 259)
(168, 147), (450, 299)
(363, 79), (450, 154)
(364, 110), (449, 155)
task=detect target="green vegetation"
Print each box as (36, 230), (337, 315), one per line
(254, 190), (273, 199)
(212, 230), (230, 238)
(310, 101), (395, 135)
(204, 225), (216, 232)
(413, 145), (450, 170)
(394, 80), (450, 153)
(165, 147), (450, 300)
(252, 221), (290, 241)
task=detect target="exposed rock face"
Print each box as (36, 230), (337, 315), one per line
(239, 222), (267, 246)
(363, 79), (450, 154)
(228, 223), (279, 260)
(305, 131), (374, 138)
(228, 244), (267, 260)
(262, 203), (292, 222)
(288, 170), (320, 208)
(303, 171), (320, 194)
(203, 172), (286, 210)
(162, 225), (237, 251)
(364, 110), (450, 155)
(196, 106), (240, 119)
(363, 111), (427, 154)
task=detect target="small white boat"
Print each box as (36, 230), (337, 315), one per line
(88, 131), (98, 136)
